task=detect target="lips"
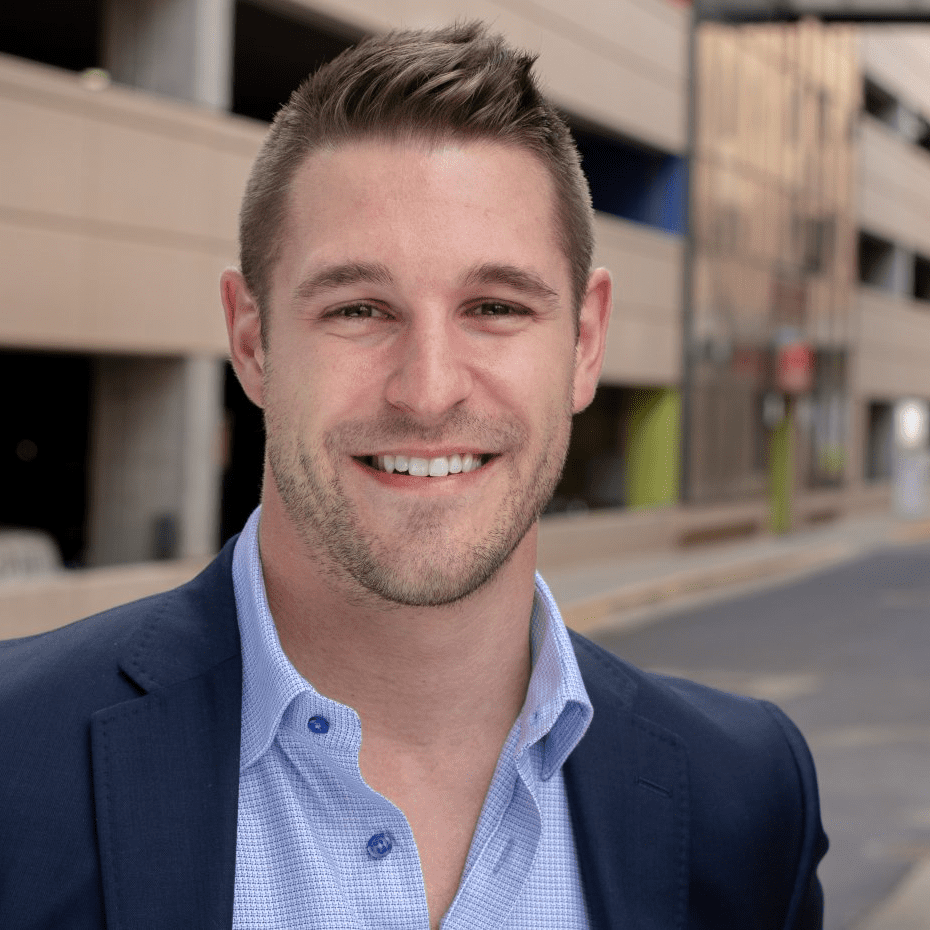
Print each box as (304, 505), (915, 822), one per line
(366, 453), (488, 476)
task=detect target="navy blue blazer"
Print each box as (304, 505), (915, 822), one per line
(0, 538), (827, 929)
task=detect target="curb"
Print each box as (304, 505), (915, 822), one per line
(561, 517), (930, 638)
(562, 541), (852, 636)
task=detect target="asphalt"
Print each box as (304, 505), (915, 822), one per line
(547, 509), (930, 637)
(546, 507), (930, 930)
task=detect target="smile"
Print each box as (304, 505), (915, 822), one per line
(365, 454), (490, 476)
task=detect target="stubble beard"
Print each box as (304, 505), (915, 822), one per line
(265, 405), (572, 608)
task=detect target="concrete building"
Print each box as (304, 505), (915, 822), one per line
(689, 19), (860, 515)
(687, 18), (930, 531)
(0, 0), (689, 576)
(854, 28), (930, 499)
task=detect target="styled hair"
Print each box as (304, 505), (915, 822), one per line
(238, 21), (594, 328)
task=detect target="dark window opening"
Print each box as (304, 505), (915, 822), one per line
(863, 77), (898, 129)
(571, 126), (687, 235)
(232, 1), (363, 123)
(865, 401), (893, 482)
(0, 350), (92, 565)
(858, 230), (896, 290)
(0, 0), (103, 74)
(914, 254), (930, 302)
(915, 116), (930, 155)
(220, 364), (265, 546)
(548, 386), (631, 513)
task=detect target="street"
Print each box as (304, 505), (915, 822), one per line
(588, 539), (930, 930)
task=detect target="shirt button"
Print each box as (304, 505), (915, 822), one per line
(366, 832), (394, 860)
(307, 715), (330, 734)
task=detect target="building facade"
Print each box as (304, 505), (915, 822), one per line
(688, 17), (930, 527)
(854, 27), (930, 502)
(0, 0), (689, 568)
(689, 19), (859, 510)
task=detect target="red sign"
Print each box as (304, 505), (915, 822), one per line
(776, 342), (815, 395)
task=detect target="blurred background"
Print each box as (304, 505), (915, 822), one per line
(2, 0), (928, 575)
(3, 0), (929, 594)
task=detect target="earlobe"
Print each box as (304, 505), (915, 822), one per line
(221, 268), (266, 408)
(572, 268), (613, 414)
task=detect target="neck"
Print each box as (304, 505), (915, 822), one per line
(257, 498), (537, 752)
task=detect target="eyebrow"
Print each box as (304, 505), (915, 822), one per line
(292, 261), (395, 305)
(459, 262), (560, 306)
(292, 259), (561, 307)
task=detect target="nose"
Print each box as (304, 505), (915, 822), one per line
(384, 316), (474, 420)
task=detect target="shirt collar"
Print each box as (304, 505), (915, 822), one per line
(233, 506), (593, 777)
(518, 573), (593, 780)
(234, 507), (310, 770)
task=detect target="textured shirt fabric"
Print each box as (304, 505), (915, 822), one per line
(231, 507), (594, 929)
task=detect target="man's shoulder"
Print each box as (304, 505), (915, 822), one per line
(0, 538), (240, 713)
(566, 636), (826, 927)
(568, 628), (815, 782)
(0, 540), (243, 928)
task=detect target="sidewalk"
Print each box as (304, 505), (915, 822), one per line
(545, 508), (930, 636)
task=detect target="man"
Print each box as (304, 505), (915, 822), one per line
(0, 23), (826, 929)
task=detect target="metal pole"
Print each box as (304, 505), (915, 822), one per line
(679, 5), (699, 504)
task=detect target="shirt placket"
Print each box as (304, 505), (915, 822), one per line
(277, 696), (432, 929)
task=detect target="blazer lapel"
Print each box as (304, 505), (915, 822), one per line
(565, 631), (690, 930)
(90, 543), (243, 930)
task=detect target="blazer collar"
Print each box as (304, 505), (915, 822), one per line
(565, 630), (690, 930)
(90, 539), (243, 930)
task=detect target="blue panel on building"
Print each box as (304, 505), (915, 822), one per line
(573, 129), (687, 235)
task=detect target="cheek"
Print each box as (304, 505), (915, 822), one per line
(269, 340), (373, 411)
(494, 356), (574, 448)
(519, 344), (576, 407)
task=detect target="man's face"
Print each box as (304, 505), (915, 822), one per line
(227, 139), (609, 606)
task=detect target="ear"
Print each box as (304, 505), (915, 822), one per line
(221, 268), (265, 408)
(572, 267), (613, 414)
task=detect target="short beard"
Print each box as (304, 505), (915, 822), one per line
(265, 406), (571, 608)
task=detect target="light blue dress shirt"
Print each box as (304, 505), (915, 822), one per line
(232, 507), (594, 928)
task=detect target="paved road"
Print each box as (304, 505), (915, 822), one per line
(588, 540), (930, 930)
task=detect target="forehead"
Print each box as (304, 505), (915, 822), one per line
(272, 139), (569, 300)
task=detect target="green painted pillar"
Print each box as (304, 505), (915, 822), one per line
(627, 388), (681, 508)
(770, 397), (794, 534)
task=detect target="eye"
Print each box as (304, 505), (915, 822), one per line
(327, 302), (390, 320)
(471, 301), (533, 318)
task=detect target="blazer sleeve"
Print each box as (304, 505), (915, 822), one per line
(761, 700), (829, 930)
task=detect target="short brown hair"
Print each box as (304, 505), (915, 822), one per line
(239, 21), (594, 328)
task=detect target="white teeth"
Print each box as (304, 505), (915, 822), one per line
(408, 457), (429, 477)
(373, 453), (485, 476)
(429, 457), (449, 477)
